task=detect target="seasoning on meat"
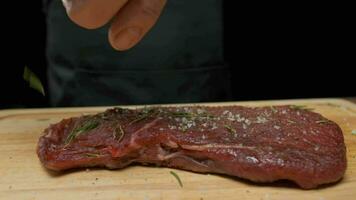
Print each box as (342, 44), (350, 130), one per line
(37, 105), (347, 189)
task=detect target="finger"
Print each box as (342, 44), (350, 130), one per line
(108, 0), (167, 51)
(62, 0), (129, 29)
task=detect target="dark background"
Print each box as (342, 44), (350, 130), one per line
(1, 1), (354, 108)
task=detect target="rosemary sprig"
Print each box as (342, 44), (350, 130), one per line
(129, 107), (158, 124)
(65, 119), (99, 145)
(289, 105), (314, 111)
(224, 124), (236, 134)
(114, 123), (125, 142)
(315, 120), (330, 124)
(169, 111), (195, 118)
(168, 111), (215, 120)
(170, 171), (183, 188)
(85, 153), (101, 158)
(352, 130), (356, 135)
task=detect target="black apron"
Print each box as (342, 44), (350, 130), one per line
(45, 0), (231, 106)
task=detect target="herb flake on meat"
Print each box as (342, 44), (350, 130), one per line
(65, 118), (99, 145)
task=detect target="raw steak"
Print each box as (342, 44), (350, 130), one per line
(37, 105), (346, 189)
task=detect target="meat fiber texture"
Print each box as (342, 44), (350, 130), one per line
(37, 105), (346, 189)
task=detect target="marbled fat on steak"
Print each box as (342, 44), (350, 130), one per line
(37, 105), (346, 189)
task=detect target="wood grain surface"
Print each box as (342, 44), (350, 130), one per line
(0, 98), (355, 200)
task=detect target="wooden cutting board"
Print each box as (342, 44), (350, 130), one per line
(1, 98), (356, 200)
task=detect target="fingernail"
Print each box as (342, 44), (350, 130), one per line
(114, 27), (141, 50)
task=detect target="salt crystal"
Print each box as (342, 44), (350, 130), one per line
(242, 124), (247, 129)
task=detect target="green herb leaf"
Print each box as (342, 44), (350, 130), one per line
(23, 66), (45, 96)
(129, 107), (158, 125)
(168, 110), (215, 120)
(65, 119), (99, 145)
(169, 111), (194, 118)
(352, 130), (356, 135)
(315, 120), (330, 124)
(170, 171), (183, 188)
(224, 124), (236, 134)
(289, 105), (314, 111)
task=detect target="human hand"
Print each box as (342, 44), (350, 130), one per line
(62, 0), (167, 50)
